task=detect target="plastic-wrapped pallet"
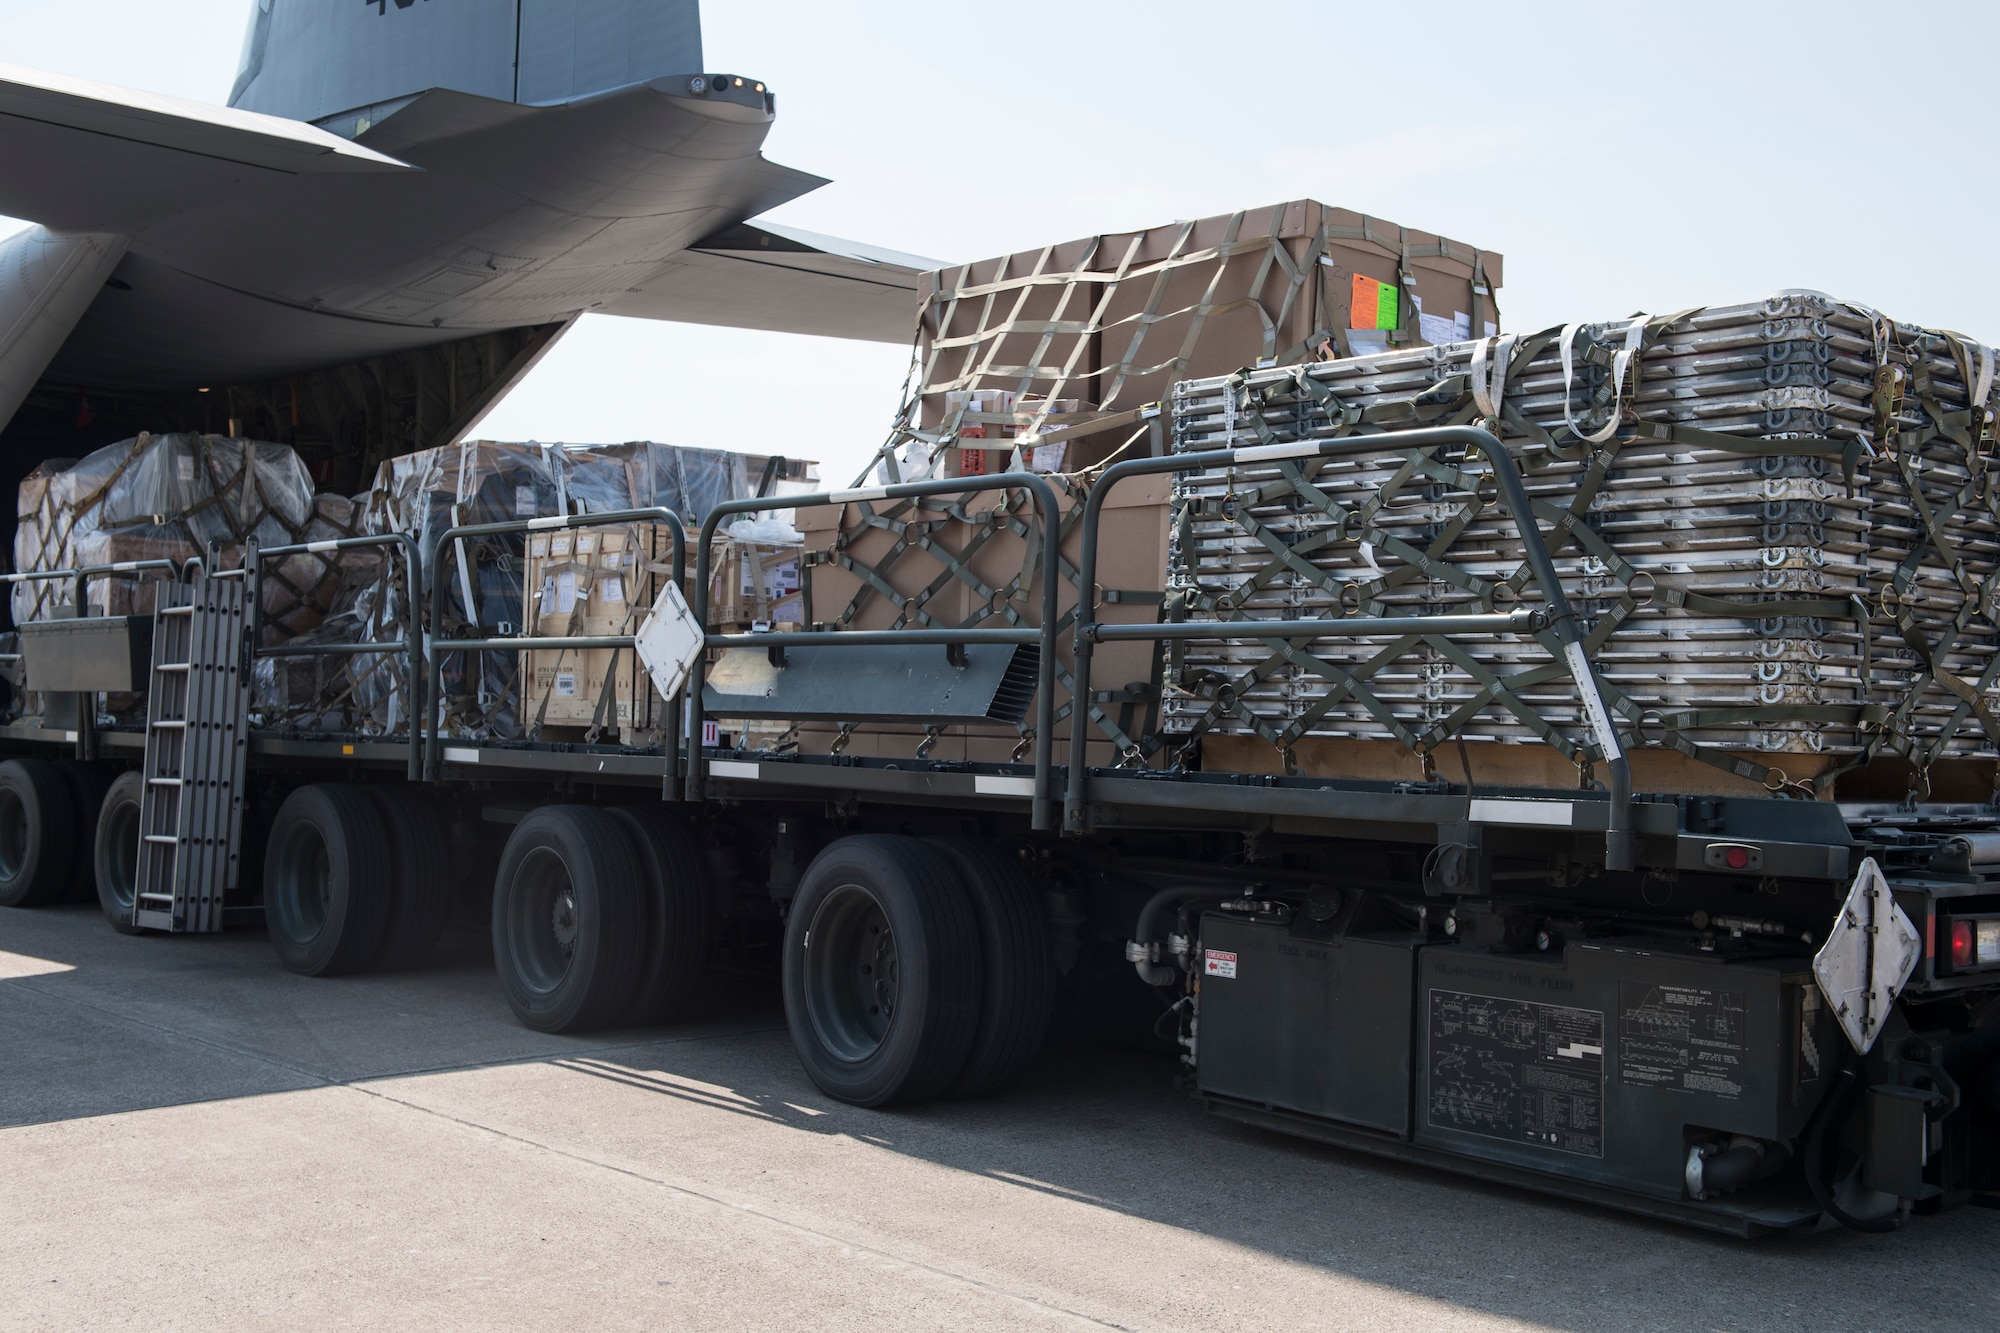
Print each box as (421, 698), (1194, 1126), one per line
(12, 431), (350, 641)
(348, 439), (567, 739)
(261, 439), (767, 740)
(1161, 291), (2000, 794)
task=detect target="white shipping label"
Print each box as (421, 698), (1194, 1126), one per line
(604, 551), (622, 569)
(515, 485), (537, 518)
(1030, 442), (1067, 474)
(576, 533), (597, 554)
(538, 575), (556, 607)
(1204, 949), (1238, 979)
(176, 455), (195, 482)
(1418, 309), (1474, 347)
(554, 569), (578, 614)
(741, 557), (802, 599)
(554, 672), (577, 697)
(599, 575), (624, 603)
(550, 535), (573, 556)
(530, 535), (549, 557)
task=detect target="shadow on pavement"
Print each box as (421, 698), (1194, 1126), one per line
(4, 901), (1998, 1333)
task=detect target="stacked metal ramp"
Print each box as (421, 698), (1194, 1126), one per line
(1161, 292), (2000, 787)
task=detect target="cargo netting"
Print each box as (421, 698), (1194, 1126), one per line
(1160, 291), (2000, 794)
(12, 430), (355, 640)
(866, 201), (1501, 486)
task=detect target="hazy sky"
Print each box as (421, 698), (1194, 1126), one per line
(7, 0), (2000, 483)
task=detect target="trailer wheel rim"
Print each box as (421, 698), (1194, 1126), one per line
(508, 846), (580, 993)
(101, 796), (140, 914)
(802, 883), (898, 1063)
(0, 788), (25, 879)
(270, 823), (333, 945)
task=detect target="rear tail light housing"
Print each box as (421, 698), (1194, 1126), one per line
(1938, 913), (2000, 975)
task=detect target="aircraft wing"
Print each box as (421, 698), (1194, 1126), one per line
(0, 61), (412, 234)
(600, 221), (940, 343)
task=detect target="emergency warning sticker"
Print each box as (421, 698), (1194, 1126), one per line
(1618, 982), (1748, 1099)
(1428, 990), (1604, 1157)
(1203, 949), (1237, 979)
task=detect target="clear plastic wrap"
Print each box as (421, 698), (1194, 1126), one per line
(12, 432), (334, 637)
(263, 439), (763, 740)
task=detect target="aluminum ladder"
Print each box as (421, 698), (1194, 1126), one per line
(132, 574), (251, 932)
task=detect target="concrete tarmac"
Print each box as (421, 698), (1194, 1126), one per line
(2, 903), (1995, 1332)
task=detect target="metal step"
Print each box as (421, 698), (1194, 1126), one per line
(130, 575), (251, 934)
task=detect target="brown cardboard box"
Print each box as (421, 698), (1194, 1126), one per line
(521, 524), (659, 737)
(521, 521), (805, 740)
(791, 474), (1172, 765)
(707, 535), (804, 627)
(915, 201), (1502, 470)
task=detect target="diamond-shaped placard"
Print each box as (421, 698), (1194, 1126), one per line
(634, 580), (705, 704)
(1812, 857), (1921, 1056)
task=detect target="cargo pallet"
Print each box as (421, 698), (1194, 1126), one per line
(1, 427), (1994, 1238)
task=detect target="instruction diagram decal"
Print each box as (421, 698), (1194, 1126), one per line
(1428, 990), (1604, 1157)
(1618, 982), (1748, 1099)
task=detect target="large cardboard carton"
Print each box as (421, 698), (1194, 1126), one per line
(521, 524), (659, 738)
(915, 201), (1502, 471)
(791, 474), (1172, 765)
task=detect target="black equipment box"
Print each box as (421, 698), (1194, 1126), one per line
(1196, 913), (1419, 1135)
(19, 615), (153, 693)
(1198, 911), (1829, 1202)
(1416, 942), (1822, 1199)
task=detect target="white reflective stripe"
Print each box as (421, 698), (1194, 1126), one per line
(442, 746), (479, 764)
(1233, 442), (1321, 464)
(110, 560), (142, 572)
(827, 486), (889, 505)
(973, 775), (1036, 797)
(710, 760), (760, 780)
(527, 515), (567, 529)
(305, 540), (339, 554)
(1562, 639), (1625, 761)
(1468, 798), (1574, 827)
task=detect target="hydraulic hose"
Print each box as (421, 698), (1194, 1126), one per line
(1801, 1058), (1907, 1234)
(1126, 887), (1236, 987)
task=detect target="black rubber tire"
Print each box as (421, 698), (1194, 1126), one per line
(365, 785), (452, 971)
(491, 805), (646, 1033)
(92, 770), (146, 935)
(262, 784), (394, 976)
(782, 834), (982, 1108)
(611, 804), (713, 1027)
(0, 756), (76, 908)
(55, 761), (118, 904)
(926, 836), (1055, 1098)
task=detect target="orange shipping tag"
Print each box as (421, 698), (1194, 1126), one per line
(1349, 273), (1400, 331)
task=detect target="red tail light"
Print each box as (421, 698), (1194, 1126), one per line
(1949, 920), (1976, 969)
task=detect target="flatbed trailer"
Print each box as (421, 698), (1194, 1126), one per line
(1, 427), (1994, 1238)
